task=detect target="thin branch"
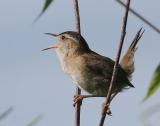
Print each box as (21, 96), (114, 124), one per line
(116, 0), (160, 34)
(99, 0), (131, 126)
(73, 0), (81, 126)
(73, 0), (81, 34)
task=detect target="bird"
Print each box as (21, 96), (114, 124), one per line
(42, 29), (143, 109)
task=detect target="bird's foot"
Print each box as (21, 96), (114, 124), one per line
(106, 108), (112, 116)
(73, 94), (104, 107)
(101, 103), (112, 116)
(73, 95), (84, 107)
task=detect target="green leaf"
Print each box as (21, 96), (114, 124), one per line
(35, 0), (54, 21)
(143, 64), (160, 101)
(0, 107), (13, 121)
(27, 114), (43, 126)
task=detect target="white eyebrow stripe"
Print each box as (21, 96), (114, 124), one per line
(66, 35), (77, 42)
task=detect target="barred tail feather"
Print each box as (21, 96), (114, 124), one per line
(121, 28), (144, 80)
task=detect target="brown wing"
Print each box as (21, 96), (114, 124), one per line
(83, 52), (134, 89)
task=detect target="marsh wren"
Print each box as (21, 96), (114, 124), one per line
(43, 29), (143, 106)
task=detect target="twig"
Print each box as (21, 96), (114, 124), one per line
(73, 0), (81, 34)
(99, 0), (131, 126)
(73, 0), (81, 126)
(116, 0), (160, 34)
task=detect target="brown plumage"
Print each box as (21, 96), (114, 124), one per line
(43, 30), (143, 98)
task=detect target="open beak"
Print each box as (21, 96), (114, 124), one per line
(42, 45), (58, 51)
(42, 33), (59, 51)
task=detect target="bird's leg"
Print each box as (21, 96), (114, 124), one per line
(73, 95), (104, 107)
(73, 92), (118, 115)
(110, 92), (118, 102)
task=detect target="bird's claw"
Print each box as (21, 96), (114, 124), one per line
(106, 109), (112, 116)
(102, 103), (112, 116)
(73, 95), (83, 107)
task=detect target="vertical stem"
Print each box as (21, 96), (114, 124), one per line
(99, 0), (131, 126)
(73, 0), (81, 34)
(74, 88), (81, 126)
(73, 0), (81, 126)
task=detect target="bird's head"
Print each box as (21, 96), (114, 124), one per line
(42, 31), (90, 58)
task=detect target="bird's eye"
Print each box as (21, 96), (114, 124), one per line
(61, 35), (65, 40)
